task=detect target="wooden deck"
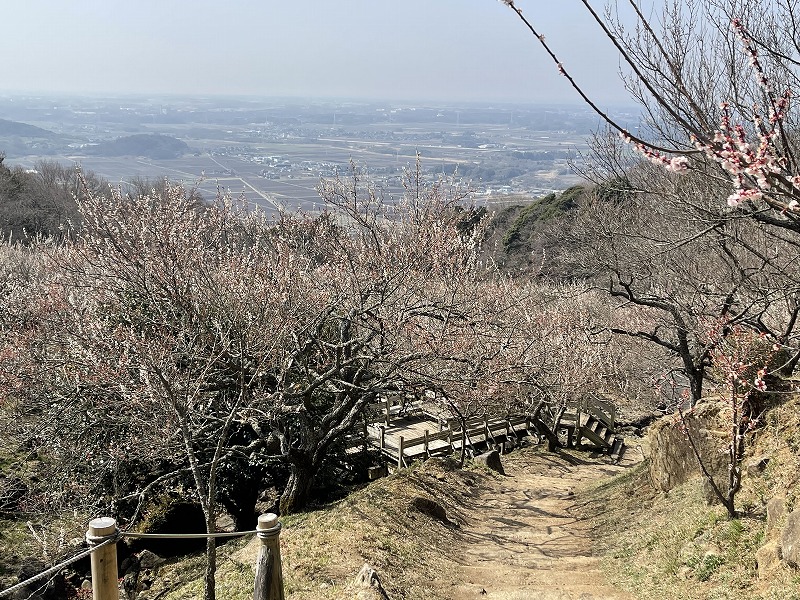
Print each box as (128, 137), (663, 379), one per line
(345, 394), (625, 470)
(367, 414), (533, 468)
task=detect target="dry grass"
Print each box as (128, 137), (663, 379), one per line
(576, 393), (800, 600)
(140, 458), (497, 599)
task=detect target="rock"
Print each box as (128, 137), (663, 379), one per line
(123, 571), (140, 596)
(349, 563), (389, 600)
(409, 496), (455, 527)
(702, 478), (730, 506)
(215, 509), (236, 533)
(767, 496), (787, 535)
(121, 555), (140, 575)
(137, 549), (166, 570)
(755, 540), (783, 578)
(368, 465), (387, 480)
(780, 509), (800, 568)
(81, 580), (92, 590)
(745, 455), (770, 477)
(475, 449), (505, 475)
(648, 403), (728, 493)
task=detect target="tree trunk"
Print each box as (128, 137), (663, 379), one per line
(688, 367), (704, 406)
(279, 461), (316, 514)
(204, 519), (217, 600)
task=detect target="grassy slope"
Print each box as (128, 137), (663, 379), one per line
(577, 394), (800, 600)
(138, 460), (497, 600)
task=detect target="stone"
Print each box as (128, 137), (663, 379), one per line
(755, 540), (782, 578)
(137, 549), (166, 570)
(121, 555), (140, 575)
(409, 496), (454, 527)
(767, 496), (787, 535)
(745, 455), (770, 477)
(368, 465), (387, 480)
(475, 449), (505, 475)
(215, 509), (236, 533)
(648, 403), (728, 493)
(123, 571), (140, 596)
(350, 563), (389, 600)
(780, 509), (800, 568)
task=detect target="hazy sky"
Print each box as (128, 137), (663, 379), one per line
(0, 1), (638, 104)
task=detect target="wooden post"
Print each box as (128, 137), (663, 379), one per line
(385, 397), (390, 426)
(87, 517), (119, 600)
(424, 430), (430, 457)
(398, 436), (405, 468)
(379, 425), (385, 450)
(448, 427), (453, 452)
(254, 513), (285, 600)
(485, 419), (496, 444)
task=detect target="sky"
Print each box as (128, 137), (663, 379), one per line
(0, 1), (639, 105)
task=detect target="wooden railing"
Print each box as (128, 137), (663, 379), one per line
(380, 415), (531, 468)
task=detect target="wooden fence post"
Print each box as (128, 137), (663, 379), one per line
(398, 436), (405, 469)
(424, 430), (429, 457)
(86, 517), (119, 600)
(254, 513), (285, 600)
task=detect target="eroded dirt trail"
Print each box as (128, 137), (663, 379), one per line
(448, 451), (638, 600)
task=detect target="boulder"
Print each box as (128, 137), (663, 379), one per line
(767, 496), (787, 535)
(780, 509), (800, 568)
(137, 549), (166, 570)
(755, 540), (783, 578)
(475, 449), (505, 475)
(409, 496), (455, 527)
(648, 403), (728, 493)
(349, 563), (389, 600)
(745, 455), (770, 477)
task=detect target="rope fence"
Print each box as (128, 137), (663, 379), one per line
(0, 534), (120, 599)
(0, 514), (284, 600)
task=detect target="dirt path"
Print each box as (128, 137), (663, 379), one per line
(448, 450), (639, 600)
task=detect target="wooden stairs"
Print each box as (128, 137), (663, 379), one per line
(533, 396), (625, 462)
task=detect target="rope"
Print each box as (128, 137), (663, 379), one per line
(0, 533), (120, 599)
(120, 529), (258, 539)
(0, 525), (266, 598)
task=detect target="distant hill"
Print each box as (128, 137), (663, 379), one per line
(0, 119), (55, 138)
(86, 134), (189, 159)
(483, 185), (587, 274)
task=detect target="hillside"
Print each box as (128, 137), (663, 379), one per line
(64, 393), (799, 600)
(98, 447), (636, 600)
(483, 185), (586, 274)
(85, 133), (189, 159)
(0, 119), (56, 138)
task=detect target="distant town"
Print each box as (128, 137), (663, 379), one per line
(0, 94), (639, 211)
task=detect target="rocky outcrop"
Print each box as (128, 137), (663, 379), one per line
(475, 450), (505, 475)
(349, 563), (389, 600)
(648, 402), (729, 494)
(781, 509), (800, 568)
(755, 540), (783, 578)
